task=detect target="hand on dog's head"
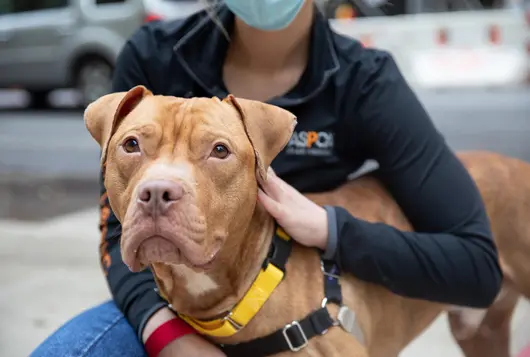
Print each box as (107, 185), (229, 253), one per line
(84, 86), (297, 277)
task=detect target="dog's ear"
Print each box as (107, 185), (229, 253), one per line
(224, 95), (297, 183)
(84, 85), (152, 166)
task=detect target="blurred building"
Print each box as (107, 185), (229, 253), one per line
(320, 0), (524, 18)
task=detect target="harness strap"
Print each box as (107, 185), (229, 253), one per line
(322, 260), (342, 305)
(264, 226), (292, 272)
(220, 307), (335, 356)
(218, 258), (342, 357)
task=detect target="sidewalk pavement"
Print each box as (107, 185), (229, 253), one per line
(1, 209), (529, 357)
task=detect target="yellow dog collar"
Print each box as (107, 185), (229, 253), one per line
(178, 226), (292, 337)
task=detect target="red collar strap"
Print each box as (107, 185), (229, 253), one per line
(144, 318), (196, 357)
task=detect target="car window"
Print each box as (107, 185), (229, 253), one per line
(0, 0), (68, 14)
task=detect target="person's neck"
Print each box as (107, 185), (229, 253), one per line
(227, 1), (314, 71)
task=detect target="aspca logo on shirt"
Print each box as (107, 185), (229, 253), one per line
(286, 130), (334, 156)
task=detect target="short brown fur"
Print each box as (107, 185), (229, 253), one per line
(85, 86), (530, 357)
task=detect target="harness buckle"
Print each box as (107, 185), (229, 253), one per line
(282, 320), (308, 352)
(320, 260), (340, 280)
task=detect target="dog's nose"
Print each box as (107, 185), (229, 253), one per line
(137, 180), (184, 215)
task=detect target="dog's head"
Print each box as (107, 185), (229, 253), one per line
(85, 86), (296, 274)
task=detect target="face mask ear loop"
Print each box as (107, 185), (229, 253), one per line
(203, 0), (230, 40)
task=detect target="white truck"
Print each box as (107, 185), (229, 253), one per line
(323, 0), (529, 88)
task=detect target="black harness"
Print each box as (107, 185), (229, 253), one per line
(217, 228), (344, 356)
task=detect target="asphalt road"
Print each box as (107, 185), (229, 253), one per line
(0, 87), (528, 221)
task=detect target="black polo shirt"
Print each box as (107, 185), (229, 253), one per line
(100, 5), (502, 337)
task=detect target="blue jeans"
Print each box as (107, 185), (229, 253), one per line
(30, 301), (146, 357)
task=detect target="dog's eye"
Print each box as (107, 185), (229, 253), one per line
(210, 144), (230, 159)
(123, 138), (140, 153)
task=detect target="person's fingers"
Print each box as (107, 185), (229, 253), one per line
(261, 171), (284, 200)
(258, 188), (284, 219)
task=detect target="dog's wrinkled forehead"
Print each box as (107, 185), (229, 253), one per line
(84, 86), (297, 184)
(159, 97), (252, 150)
(140, 97), (246, 134)
(108, 96), (242, 146)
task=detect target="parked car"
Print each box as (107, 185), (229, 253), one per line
(0, 0), (204, 108)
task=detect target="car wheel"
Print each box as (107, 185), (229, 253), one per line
(75, 58), (113, 108)
(29, 90), (51, 110)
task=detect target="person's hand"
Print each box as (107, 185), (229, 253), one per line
(258, 168), (328, 250)
(159, 334), (226, 357)
(143, 307), (226, 357)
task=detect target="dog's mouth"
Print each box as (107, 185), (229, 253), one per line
(125, 235), (221, 273)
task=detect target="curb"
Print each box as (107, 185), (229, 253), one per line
(0, 208), (99, 240)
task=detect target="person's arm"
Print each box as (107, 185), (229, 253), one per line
(332, 49), (502, 307)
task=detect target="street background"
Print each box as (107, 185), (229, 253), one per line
(1, 0), (529, 356)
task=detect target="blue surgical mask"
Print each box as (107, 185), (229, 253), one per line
(223, 0), (305, 31)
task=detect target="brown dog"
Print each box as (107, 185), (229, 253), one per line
(85, 85), (529, 357)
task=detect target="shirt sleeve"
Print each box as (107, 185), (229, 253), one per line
(98, 27), (167, 339)
(334, 49), (502, 308)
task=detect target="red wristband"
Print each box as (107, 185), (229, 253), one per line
(144, 318), (196, 357)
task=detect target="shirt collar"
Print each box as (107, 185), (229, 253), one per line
(173, 5), (340, 106)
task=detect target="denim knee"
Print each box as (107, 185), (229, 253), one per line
(30, 300), (145, 357)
